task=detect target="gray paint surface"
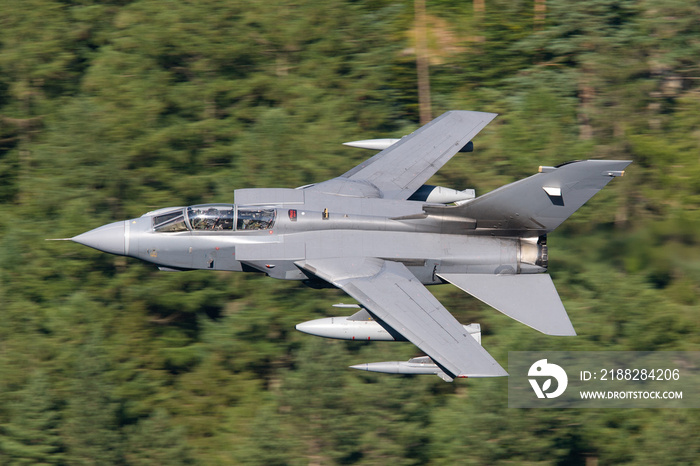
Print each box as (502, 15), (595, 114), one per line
(66, 111), (631, 381)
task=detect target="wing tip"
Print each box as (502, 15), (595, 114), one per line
(447, 109), (499, 122)
(547, 329), (577, 337)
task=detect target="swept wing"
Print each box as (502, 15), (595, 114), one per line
(308, 110), (497, 200)
(296, 258), (508, 379)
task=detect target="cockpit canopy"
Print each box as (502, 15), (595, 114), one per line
(153, 209), (188, 232)
(189, 205), (234, 230)
(152, 204), (276, 232)
(236, 207), (276, 230)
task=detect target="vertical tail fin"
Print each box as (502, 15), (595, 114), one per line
(456, 160), (631, 235)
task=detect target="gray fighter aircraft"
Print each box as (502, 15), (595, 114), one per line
(64, 111), (630, 381)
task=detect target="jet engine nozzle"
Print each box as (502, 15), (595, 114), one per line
(519, 235), (548, 271)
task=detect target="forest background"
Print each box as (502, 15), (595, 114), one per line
(1, 0), (699, 464)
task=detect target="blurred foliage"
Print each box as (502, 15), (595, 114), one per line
(1, 0), (699, 464)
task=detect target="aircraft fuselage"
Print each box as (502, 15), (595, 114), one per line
(73, 188), (546, 287)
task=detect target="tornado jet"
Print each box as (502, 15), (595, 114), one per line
(65, 111), (630, 381)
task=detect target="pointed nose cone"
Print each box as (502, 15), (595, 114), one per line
(295, 320), (317, 335)
(295, 318), (332, 337)
(72, 220), (127, 256)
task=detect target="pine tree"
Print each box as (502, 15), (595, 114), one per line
(123, 409), (192, 465)
(60, 332), (124, 465)
(0, 371), (64, 465)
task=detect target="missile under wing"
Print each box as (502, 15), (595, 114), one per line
(296, 112), (628, 378)
(296, 258), (507, 380)
(64, 110), (630, 382)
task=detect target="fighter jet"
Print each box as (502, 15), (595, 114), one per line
(64, 111), (630, 381)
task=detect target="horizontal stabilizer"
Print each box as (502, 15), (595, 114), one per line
(438, 273), (576, 336)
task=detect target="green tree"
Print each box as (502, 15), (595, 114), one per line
(123, 409), (192, 465)
(0, 371), (64, 465)
(60, 332), (124, 465)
